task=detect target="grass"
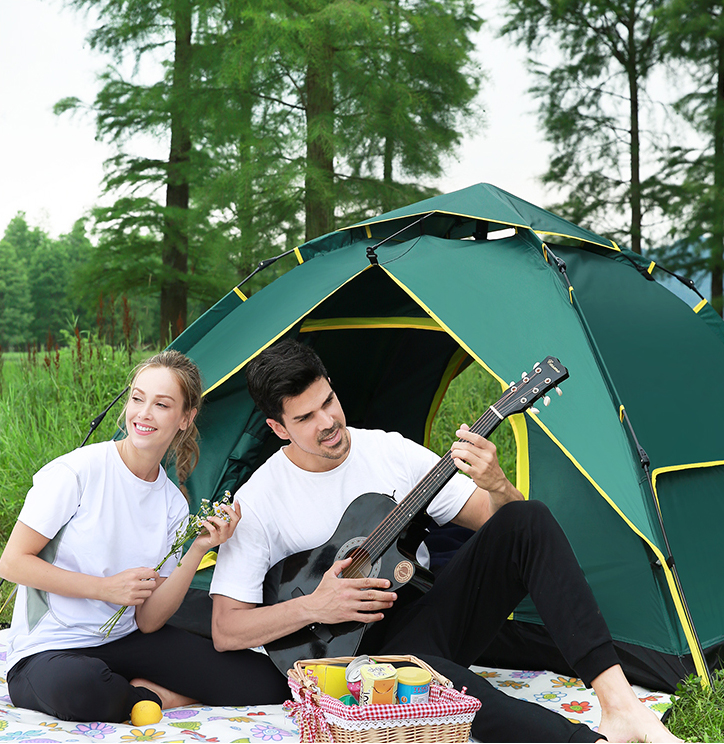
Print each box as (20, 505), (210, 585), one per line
(0, 337), (147, 625)
(666, 672), (724, 741)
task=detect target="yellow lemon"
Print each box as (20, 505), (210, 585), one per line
(131, 700), (163, 726)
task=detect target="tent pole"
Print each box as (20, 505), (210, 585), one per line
(544, 242), (713, 687)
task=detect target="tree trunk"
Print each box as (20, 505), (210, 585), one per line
(711, 35), (724, 316)
(628, 8), (642, 255)
(304, 42), (335, 242)
(161, 0), (192, 346)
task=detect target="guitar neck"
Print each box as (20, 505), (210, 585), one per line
(361, 406), (506, 565)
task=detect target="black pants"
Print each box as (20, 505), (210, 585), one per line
(374, 500), (619, 742)
(7, 624), (288, 722)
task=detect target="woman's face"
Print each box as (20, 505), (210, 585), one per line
(124, 366), (195, 458)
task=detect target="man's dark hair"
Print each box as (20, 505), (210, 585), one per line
(245, 339), (329, 422)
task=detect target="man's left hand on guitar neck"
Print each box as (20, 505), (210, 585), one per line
(449, 424), (524, 531)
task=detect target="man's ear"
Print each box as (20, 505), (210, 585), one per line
(267, 417), (290, 441)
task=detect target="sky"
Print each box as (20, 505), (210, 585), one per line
(0, 0), (550, 240)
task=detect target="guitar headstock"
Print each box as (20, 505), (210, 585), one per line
(496, 356), (569, 418)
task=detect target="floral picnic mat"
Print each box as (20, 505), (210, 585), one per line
(0, 630), (670, 742)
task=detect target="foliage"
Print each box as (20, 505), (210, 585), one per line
(501, 0), (669, 254)
(666, 670), (724, 741)
(429, 362), (517, 484)
(652, 0), (724, 314)
(0, 237), (32, 349)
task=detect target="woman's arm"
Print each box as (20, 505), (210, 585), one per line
(134, 502), (241, 633)
(0, 521), (159, 606)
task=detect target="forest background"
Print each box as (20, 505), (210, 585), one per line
(2, 0), (724, 355)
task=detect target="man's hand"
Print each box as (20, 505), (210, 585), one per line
(304, 557), (397, 625)
(451, 424), (524, 517)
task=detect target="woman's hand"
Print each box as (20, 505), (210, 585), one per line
(101, 567), (160, 606)
(191, 501), (242, 553)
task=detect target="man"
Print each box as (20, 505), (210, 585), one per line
(211, 339), (678, 742)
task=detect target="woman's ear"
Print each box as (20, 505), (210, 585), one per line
(180, 407), (198, 432)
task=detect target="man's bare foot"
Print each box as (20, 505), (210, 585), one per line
(593, 666), (681, 743)
(131, 677), (198, 709)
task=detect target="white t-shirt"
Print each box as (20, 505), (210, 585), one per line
(6, 441), (189, 672)
(211, 427), (475, 605)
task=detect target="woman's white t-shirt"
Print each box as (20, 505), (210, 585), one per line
(5, 441), (189, 671)
(210, 427), (475, 605)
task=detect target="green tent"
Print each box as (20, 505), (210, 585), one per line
(170, 183), (724, 688)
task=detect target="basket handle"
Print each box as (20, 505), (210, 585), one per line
(291, 654), (453, 689)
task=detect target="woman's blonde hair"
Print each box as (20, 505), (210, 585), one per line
(121, 350), (203, 499)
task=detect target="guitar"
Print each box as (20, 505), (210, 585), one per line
(262, 356), (569, 672)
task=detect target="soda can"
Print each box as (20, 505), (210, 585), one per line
(396, 666), (431, 704)
(345, 655), (373, 700)
(359, 663), (397, 705)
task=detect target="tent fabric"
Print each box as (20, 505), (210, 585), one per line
(170, 182), (724, 686)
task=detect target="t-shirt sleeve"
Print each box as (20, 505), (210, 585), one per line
(210, 498), (271, 605)
(17, 460), (82, 539)
(157, 493), (190, 577)
(396, 435), (475, 525)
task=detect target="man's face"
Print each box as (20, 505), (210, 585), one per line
(267, 376), (350, 472)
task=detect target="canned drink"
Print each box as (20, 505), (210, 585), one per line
(359, 663), (398, 705)
(396, 666), (431, 704)
(345, 655), (374, 700)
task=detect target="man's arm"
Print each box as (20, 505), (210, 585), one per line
(211, 556), (397, 651)
(449, 424), (524, 532)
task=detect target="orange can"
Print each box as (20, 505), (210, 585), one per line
(358, 663), (398, 705)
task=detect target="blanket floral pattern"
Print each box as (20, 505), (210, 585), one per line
(0, 631), (670, 742)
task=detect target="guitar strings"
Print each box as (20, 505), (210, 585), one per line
(342, 378), (536, 577)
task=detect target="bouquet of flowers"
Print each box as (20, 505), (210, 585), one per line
(99, 490), (234, 638)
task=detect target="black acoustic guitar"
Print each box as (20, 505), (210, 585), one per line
(262, 356), (569, 672)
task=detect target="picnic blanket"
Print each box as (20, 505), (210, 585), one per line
(0, 629), (671, 742)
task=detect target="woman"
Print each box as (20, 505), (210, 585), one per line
(0, 350), (288, 724)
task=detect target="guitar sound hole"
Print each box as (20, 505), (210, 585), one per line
(335, 537), (381, 579)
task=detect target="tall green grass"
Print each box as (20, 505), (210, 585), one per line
(429, 362), (517, 484)
(0, 338), (145, 624)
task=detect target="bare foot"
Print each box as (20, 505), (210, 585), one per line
(593, 666), (681, 743)
(131, 677), (198, 709)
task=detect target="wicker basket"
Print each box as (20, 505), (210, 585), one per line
(286, 655), (481, 743)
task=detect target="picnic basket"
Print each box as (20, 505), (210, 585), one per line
(286, 654), (481, 743)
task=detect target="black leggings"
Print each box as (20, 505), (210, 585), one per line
(7, 624), (288, 722)
(375, 500), (618, 742)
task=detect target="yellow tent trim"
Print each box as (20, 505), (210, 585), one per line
(381, 262), (710, 681)
(300, 316), (443, 333)
(294, 247), (304, 264)
(337, 209), (616, 252)
(568, 286), (574, 304)
(196, 551), (218, 572)
(651, 460), (724, 495)
(508, 413), (530, 498)
(422, 348), (470, 446)
(619, 405), (625, 423)
(694, 299), (708, 314)
(533, 230), (619, 252)
(611, 240), (621, 252)
(233, 287), (247, 301)
(647, 261), (656, 275)
(202, 267), (373, 396)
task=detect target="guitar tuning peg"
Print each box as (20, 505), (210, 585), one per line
(509, 381), (516, 388)
(533, 361), (540, 368)
(555, 386), (563, 396)
(521, 372), (528, 379)
(543, 395), (551, 407)
(530, 406), (540, 415)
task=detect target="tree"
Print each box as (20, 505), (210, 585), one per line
(501, 0), (668, 253)
(653, 0), (724, 314)
(0, 222), (32, 349)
